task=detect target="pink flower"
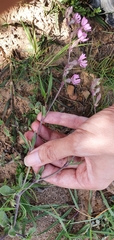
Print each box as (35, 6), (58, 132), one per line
(65, 74), (81, 85)
(78, 53), (88, 68)
(77, 29), (88, 42)
(81, 17), (91, 32)
(73, 13), (81, 24)
(71, 74), (81, 85)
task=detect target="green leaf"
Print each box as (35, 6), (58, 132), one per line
(0, 211), (9, 227)
(47, 72), (53, 100)
(35, 102), (41, 108)
(31, 132), (37, 149)
(69, 189), (79, 210)
(29, 103), (34, 109)
(0, 185), (14, 196)
(21, 21), (34, 51)
(18, 173), (24, 187)
(41, 106), (46, 117)
(35, 108), (40, 114)
(18, 131), (30, 149)
(1, 207), (15, 211)
(4, 127), (10, 137)
(0, 119), (4, 125)
(19, 204), (27, 220)
(28, 227), (36, 236)
(39, 75), (46, 98)
(8, 228), (16, 237)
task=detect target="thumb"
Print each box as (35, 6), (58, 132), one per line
(24, 134), (76, 167)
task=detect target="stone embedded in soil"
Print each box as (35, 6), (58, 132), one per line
(67, 85), (77, 100)
(82, 90), (90, 100)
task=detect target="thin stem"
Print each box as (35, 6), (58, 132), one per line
(16, 233), (27, 238)
(46, 81), (65, 115)
(22, 166), (30, 187)
(13, 166), (31, 226)
(12, 80), (65, 227)
(13, 194), (21, 227)
(21, 160), (69, 195)
(13, 160), (69, 226)
(11, 11), (82, 230)
(92, 94), (96, 114)
(37, 81), (65, 137)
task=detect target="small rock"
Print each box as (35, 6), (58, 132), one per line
(67, 85), (77, 100)
(82, 90), (90, 100)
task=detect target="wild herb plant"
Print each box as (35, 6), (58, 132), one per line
(0, 7), (92, 239)
(42, 6), (92, 116)
(1, 4), (113, 239)
(0, 7), (91, 239)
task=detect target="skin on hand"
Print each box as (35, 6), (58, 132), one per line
(24, 105), (114, 190)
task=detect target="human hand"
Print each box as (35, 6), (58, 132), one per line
(24, 105), (114, 190)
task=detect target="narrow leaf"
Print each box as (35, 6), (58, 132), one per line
(39, 75), (46, 98)
(47, 72), (53, 99)
(31, 132), (37, 149)
(18, 131), (29, 149)
(0, 119), (4, 125)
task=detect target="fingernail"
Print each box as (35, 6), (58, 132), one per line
(24, 149), (41, 167)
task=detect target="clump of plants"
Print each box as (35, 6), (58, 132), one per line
(0, 7), (93, 239)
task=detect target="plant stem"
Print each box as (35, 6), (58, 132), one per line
(37, 81), (65, 137)
(22, 166), (30, 187)
(13, 194), (21, 227)
(46, 81), (65, 115)
(21, 160), (69, 195)
(12, 160), (69, 226)
(13, 81), (65, 226)
(92, 94), (96, 114)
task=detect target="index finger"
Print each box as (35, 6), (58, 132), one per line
(37, 112), (87, 129)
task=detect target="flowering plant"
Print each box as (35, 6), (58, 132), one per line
(63, 7), (91, 85)
(47, 8), (91, 114)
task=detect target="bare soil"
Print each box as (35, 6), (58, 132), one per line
(0, 0), (114, 239)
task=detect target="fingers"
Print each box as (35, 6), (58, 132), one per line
(40, 164), (86, 189)
(32, 165), (41, 174)
(40, 155), (114, 190)
(24, 105), (114, 169)
(24, 121), (94, 168)
(25, 122), (68, 170)
(24, 112), (88, 168)
(31, 121), (65, 141)
(37, 112), (87, 129)
(25, 131), (44, 147)
(24, 133), (75, 167)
